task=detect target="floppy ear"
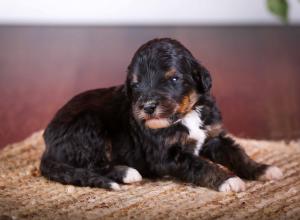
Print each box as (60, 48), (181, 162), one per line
(125, 66), (137, 98)
(192, 61), (212, 93)
(124, 73), (132, 98)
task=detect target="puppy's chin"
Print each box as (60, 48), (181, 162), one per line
(144, 118), (171, 129)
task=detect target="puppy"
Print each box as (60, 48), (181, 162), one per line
(40, 38), (283, 192)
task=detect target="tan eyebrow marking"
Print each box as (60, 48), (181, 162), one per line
(132, 74), (138, 83)
(165, 68), (177, 79)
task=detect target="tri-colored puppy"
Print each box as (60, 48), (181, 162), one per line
(40, 38), (283, 192)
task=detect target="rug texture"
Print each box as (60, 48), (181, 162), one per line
(0, 131), (299, 220)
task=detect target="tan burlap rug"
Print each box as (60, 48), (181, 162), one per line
(0, 131), (299, 220)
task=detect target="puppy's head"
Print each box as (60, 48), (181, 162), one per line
(126, 38), (212, 129)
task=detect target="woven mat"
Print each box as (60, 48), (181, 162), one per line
(0, 131), (299, 220)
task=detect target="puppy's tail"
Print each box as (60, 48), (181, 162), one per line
(40, 156), (120, 190)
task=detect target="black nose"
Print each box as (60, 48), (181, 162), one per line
(143, 103), (157, 114)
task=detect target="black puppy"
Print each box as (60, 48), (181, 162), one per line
(40, 38), (282, 192)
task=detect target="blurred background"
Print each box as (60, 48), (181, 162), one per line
(0, 0), (300, 148)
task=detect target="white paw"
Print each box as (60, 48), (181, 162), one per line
(123, 167), (142, 184)
(260, 166), (283, 181)
(109, 182), (121, 191)
(219, 177), (246, 192)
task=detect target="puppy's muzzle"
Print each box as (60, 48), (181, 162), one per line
(141, 101), (158, 115)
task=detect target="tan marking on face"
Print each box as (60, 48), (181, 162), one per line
(206, 123), (224, 138)
(145, 118), (171, 129)
(178, 95), (190, 113)
(165, 68), (177, 79)
(177, 90), (199, 114)
(132, 74), (138, 83)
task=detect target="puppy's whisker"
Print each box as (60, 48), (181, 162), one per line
(154, 107), (163, 116)
(133, 106), (146, 120)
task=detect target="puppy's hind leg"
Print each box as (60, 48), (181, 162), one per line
(106, 165), (143, 184)
(200, 134), (283, 181)
(40, 156), (121, 190)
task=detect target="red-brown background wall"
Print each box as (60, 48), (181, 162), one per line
(0, 26), (299, 148)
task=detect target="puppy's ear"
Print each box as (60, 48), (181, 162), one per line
(124, 73), (132, 97)
(192, 61), (212, 93)
(125, 67), (136, 98)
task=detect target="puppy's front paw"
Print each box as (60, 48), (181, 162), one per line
(259, 166), (283, 181)
(218, 177), (246, 192)
(122, 167), (142, 184)
(109, 182), (121, 191)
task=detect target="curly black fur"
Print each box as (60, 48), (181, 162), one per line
(40, 38), (270, 191)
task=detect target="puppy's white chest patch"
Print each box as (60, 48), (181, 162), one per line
(181, 107), (206, 155)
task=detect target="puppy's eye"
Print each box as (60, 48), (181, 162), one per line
(131, 83), (140, 89)
(170, 76), (179, 82)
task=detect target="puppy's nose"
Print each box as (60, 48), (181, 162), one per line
(143, 102), (157, 114)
